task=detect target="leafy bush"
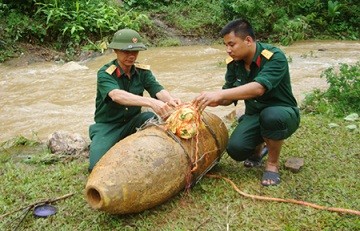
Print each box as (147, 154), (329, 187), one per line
(301, 62), (360, 117)
(157, 0), (225, 36)
(219, 0), (359, 44)
(35, 0), (150, 51)
(220, 0), (313, 44)
(4, 11), (46, 43)
(270, 16), (311, 45)
(1, 0), (36, 13)
(221, 0), (275, 37)
(0, 0), (150, 60)
(0, 3), (46, 61)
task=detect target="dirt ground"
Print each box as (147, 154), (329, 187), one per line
(4, 43), (65, 65)
(3, 43), (104, 66)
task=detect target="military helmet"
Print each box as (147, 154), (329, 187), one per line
(108, 29), (147, 51)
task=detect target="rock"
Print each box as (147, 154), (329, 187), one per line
(285, 157), (304, 173)
(344, 113), (359, 122)
(47, 131), (89, 155)
(224, 107), (244, 123)
(54, 55), (61, 61)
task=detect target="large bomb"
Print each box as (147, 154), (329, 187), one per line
(85, 111), (228, 214)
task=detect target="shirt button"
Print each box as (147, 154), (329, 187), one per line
(125, 107), (128, 110)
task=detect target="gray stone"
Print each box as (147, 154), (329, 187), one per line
(47, 131), (89, 155)
(285, 157), (304, 173)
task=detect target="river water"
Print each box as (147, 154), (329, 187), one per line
(0, 41), (359, 143)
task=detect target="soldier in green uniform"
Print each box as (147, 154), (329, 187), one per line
(89, 28), (181, 171)
(193, 19), (300, 186)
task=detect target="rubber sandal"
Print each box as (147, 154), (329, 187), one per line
(244, 146), (268, 168)
(261, 170), (281, 186)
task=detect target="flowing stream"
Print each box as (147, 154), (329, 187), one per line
(0, 40), (359, 143)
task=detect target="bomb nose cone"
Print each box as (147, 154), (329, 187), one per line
(86, 187), (103, 209)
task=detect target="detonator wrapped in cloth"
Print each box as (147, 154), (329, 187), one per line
(85, 105), (229, 214)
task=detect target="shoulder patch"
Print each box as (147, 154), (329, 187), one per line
(135, 63), (151, 70)
(105, 64), (117, 75)
(261, 49), (274, 60)
(226, 56), (234, 64)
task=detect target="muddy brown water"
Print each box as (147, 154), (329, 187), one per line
(0, 40), (359, 143)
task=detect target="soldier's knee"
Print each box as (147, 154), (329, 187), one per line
(88, 140), (114, 170)
(226, 139), (252, 161)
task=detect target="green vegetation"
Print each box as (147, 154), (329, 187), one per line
(302, 62), (360, 117)
(0, 0), (150, 61)
(1, 64), (359, 230)
(0, 0), (359, 62)
(0, 115), (359, 230)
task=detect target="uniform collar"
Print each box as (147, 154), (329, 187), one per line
(114, 60), (137, 78)
(252, 42), (263, 67)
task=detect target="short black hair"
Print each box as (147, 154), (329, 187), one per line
(220, 19), (256, 40)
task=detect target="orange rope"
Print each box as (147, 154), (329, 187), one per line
(165, 103), (204, 172)
(206, 174), (360, 216)
(190, 106), (203, 173)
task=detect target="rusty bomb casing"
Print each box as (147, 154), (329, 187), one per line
(85, 111), (228, 214)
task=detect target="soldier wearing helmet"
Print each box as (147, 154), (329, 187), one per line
(108, 28), (147, 51)
(88, 29), (181, 171)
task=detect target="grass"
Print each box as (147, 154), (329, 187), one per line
(0, 114), (359, 230)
